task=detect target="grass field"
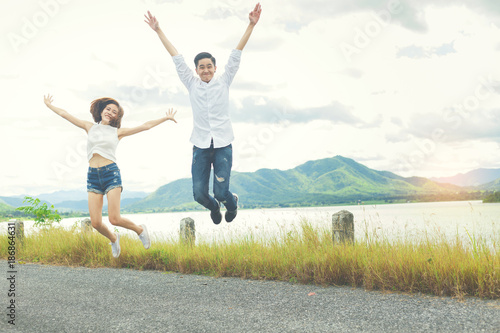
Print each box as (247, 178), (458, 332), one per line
(1, 220), (498, 299)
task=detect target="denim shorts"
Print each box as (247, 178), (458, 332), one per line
(87, 163), (123, 195)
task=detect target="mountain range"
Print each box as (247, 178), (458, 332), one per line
(430, 168), (500, 187)
(125, 156), (497, 212)
(2, 156), (498, 214)
(0, 190), (148, 213)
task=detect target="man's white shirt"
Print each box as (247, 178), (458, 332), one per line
(172, 49), (242, 149)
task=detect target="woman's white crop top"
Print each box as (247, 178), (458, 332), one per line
(87, 124), (119, 162)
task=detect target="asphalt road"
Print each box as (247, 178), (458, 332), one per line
(2, 260), (499, 332)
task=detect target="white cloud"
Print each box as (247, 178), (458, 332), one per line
(2, 0), (500, 197)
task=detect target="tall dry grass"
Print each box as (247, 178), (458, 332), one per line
(1, 221), (498, 299)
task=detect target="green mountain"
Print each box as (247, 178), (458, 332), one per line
(479, 178), (500, 191)
(0, 196), (25, 208)
(0, 199), (15, 213)
(125, 156), (465, 212)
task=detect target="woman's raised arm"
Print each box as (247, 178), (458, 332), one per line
(118, 108), (177, 139)
(44, 95), (94, 132)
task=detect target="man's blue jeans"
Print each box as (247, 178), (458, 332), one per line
(192, 142), (237, 212)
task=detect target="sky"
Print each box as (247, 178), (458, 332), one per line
(1, 0), (500, 197)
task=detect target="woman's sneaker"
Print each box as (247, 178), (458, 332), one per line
(110, 233), (121, 258)
(210, 199), (222, 225)
(225, 194), (239, 222)
(138, 224), (151, 249)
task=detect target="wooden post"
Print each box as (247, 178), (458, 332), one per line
(180, 217), (195, 244)
(332, 210), (354, 244)
(81, 218), (92, 233)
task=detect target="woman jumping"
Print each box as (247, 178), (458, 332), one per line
(44, 94), (177, 258)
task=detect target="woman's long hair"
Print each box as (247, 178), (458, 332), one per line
(89, 97), (124, 128)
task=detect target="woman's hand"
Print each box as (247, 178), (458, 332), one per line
(44, 94), (53, 107)
(165, 108), (177, 123)
(144, 11), (160, 31)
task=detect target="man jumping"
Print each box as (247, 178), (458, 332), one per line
(145, 3), (262, 224)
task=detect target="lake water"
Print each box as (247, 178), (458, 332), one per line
(6, 200), (499, 245)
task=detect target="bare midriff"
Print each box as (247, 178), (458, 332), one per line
(89, 153), (114, 168)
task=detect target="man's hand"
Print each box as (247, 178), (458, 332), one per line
(144, 10), (179, 56)
(144, 11), (160, 31)
(249, 3), (262, 26)
(236, 3), (262, 50)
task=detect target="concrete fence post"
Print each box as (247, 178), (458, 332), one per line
(81, 218), (92, 233)
(9, 219), (24, 242)
(332, 210), (354, 244)
(180, 217), (195, 244)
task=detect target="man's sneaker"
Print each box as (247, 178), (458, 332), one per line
(138, 224), (151, 249)
(225, 193), (239, 223)
(110, 233), (121, 258)
(210, 199), (222, 225)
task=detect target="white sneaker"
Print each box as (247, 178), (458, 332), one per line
(110, 233), (121, 258)
(138, 224), (151, 249)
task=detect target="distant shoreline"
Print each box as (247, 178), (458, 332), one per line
(4, 198), (497, 223)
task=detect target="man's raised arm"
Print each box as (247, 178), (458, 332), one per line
(144, 11), (179, 56)
(236, 3), (262, 51)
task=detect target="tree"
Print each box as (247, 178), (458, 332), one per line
(16, 196), (62, 227)
(483, 192), (500, 203)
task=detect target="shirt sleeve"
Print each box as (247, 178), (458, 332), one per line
(172, 54), (196, 90)
(220, 49), (242, 87)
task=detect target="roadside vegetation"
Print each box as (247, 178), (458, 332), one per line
(1, 220), (498, 299)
